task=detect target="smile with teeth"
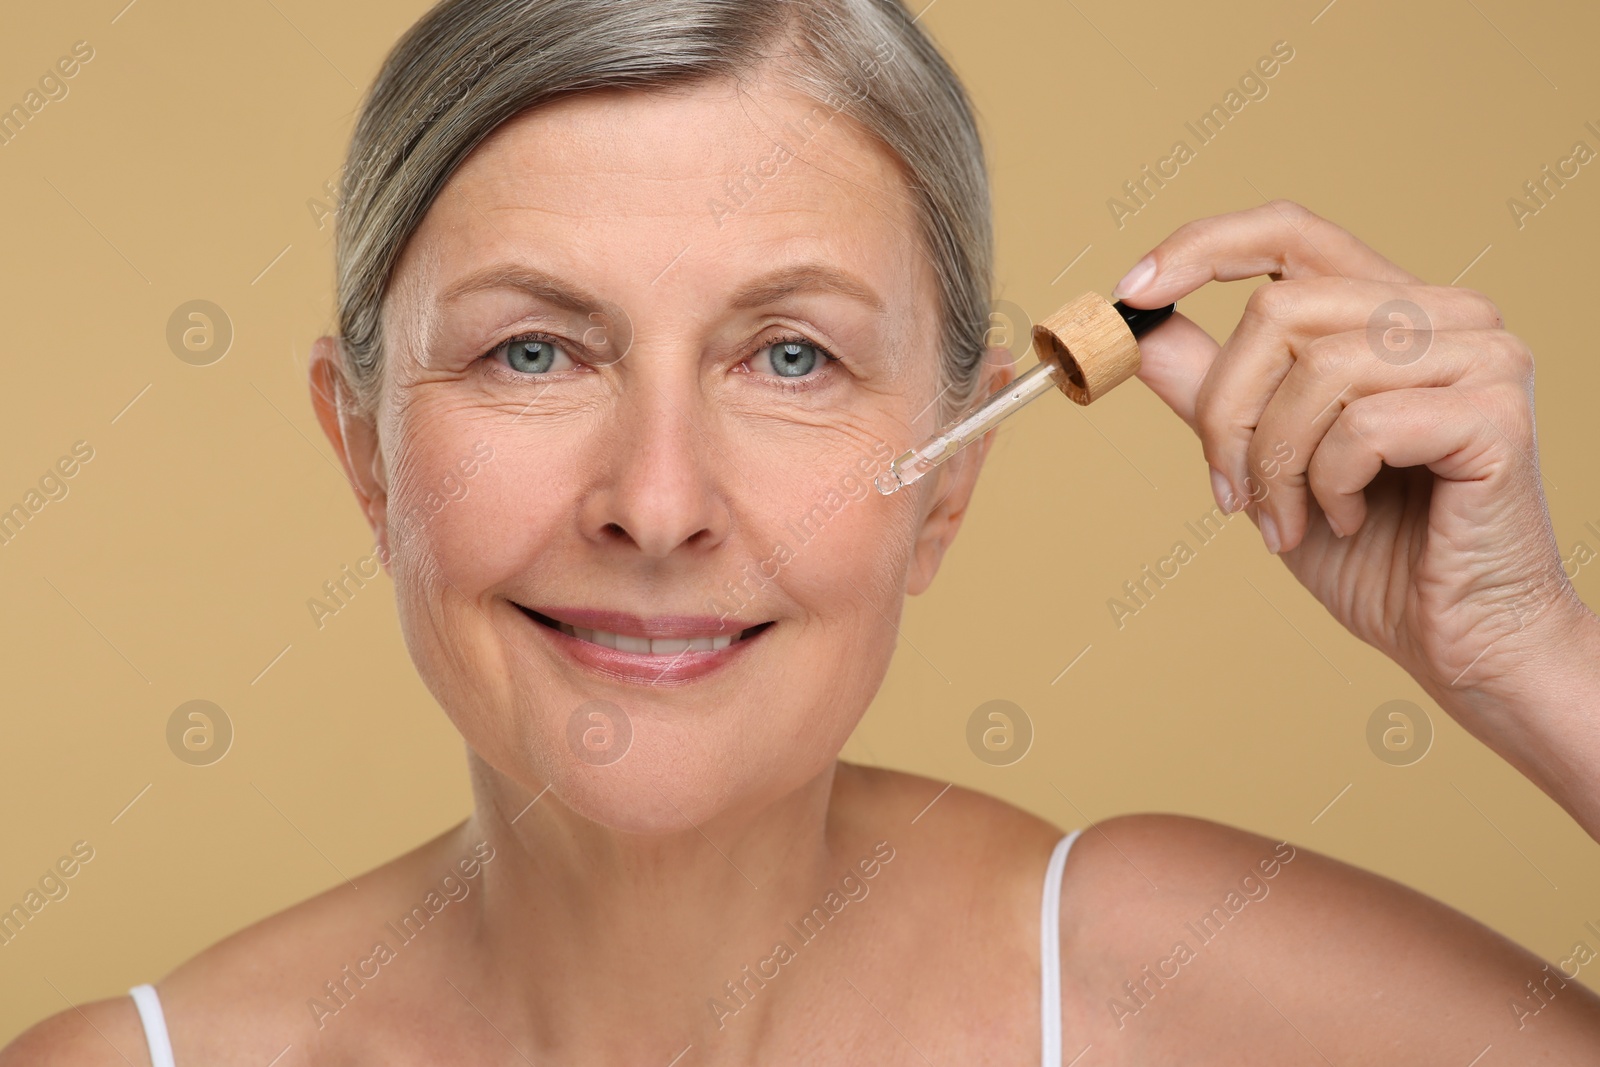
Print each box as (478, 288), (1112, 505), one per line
(557, 624), (736, 654)
(522, 607), (768, 655)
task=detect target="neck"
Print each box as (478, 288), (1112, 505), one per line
(451, 754), (863, 1062)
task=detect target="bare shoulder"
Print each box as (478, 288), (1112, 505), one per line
(827, 761), (1077, 1057)
(831, 759), (1068, 873)
(1, 996), (150, 1066)
(828, 761), (1073, 957)
(5, 820), (485, 1066)
(1054, 813), (1600, 1064)
(164, 819), (487, 1062)
(828, 760), (1070, 922)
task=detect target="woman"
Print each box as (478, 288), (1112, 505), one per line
(8, 0), (1599, 1062)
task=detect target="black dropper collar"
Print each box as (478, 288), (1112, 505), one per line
(1113, 299), (1176, 338)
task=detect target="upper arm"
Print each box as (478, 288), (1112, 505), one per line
(0, 998), (151, 1067)
(1056, 813), (1600, 1064)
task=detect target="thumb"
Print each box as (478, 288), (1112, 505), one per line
(1130, 311), (1218, 433)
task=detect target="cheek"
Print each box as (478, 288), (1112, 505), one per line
(729, 429), (918, 622)
(380, 408), (576, 771)
(383, 404), (571, 592)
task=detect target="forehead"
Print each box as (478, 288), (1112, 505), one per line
(392, 73), (937, 324)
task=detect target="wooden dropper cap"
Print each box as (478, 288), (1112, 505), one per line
(1030, 291), (1174, 405)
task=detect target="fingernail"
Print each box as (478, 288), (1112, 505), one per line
(1113, 255), (1158, 300)
(1259, 510), (1281, 554)
(1209, 466), (1234, 513)
(1325, 513), (1345, 538)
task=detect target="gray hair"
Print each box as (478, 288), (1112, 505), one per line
(333, 0), (994, 427)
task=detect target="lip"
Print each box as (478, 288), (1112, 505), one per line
(513, 603), (773, 686)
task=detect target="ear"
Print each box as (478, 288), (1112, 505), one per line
(905, 343), (1015, 597)
(308, 336), (390, 564)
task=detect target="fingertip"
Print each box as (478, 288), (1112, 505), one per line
(1256, 485), (1307, 553)
(1209, 466), (1234, 513)
(1258, 508), (1282, 554)
(1112, 254), (1158, 302)
(1278, 506), (1308, 554)
(1325, 504), (1363, 538)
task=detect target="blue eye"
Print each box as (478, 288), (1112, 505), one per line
(754, 336), (837, 383)
(769, 340), (818, 377)
(488, 333), (576, 375)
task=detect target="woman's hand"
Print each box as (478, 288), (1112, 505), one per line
(1114, 198), (1600, 839)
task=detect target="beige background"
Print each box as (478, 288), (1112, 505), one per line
(4, 0), (1599, 1039)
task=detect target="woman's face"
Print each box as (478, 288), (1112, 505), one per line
(312, 72), (1005, 831)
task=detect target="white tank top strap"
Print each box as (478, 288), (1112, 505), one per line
(1040, 828), (1083, 1067)
(128, 983), (176, 1067)
(125, 833), (1087, 1067)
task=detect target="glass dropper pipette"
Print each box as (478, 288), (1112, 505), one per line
(874, 294), (1175, 495)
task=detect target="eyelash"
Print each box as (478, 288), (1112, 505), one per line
(478, 329), (842, 393)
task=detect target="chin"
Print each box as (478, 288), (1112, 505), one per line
(447, 690), (841, 835)
(548, 726), (838, 835)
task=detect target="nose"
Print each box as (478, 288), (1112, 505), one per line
(577, 377), (733, 560)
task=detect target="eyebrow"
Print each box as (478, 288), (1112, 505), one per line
(439, 263), (604, 314)
(436, 261), (886, 315)
(726, 263), (886, 314)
